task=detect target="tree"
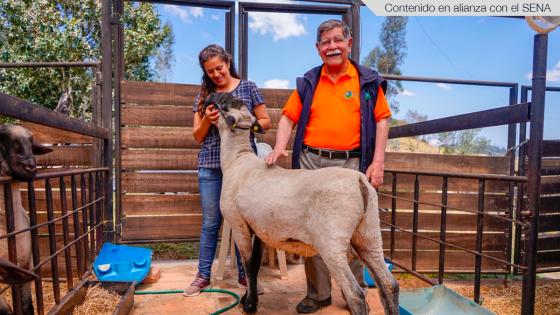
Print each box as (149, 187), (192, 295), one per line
(0, 0), (173, 120)
(154, 23), (175, 83)
(403, 109), (430, 148)
(404, 109), (427, 124)
(437, 129), (493, 155)
(362, 17), (408, 114)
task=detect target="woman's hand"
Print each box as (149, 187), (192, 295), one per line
(204, 104), (220, 125)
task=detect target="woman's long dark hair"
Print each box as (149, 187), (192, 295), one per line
(197, 44), (240, 117)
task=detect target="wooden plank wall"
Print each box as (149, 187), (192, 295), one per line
(13, 122), (101, 278)
(523, 142), (560, 272)
(120, 80), (513, 273)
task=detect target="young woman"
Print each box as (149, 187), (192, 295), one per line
(184, 44), (271, 296)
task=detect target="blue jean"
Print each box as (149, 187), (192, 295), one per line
(197, 167), (245, 280)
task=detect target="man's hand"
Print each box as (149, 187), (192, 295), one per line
(365, 161), (384, 188)
(204, 104), (220, 125)
(265, 149), (289, 166)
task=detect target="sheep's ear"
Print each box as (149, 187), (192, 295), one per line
(250, 120), (265, 134)
(32, 141), (53, 155)
(205, 93), (221, 105)
(0, 259), (38, 284)
(204, 93), (222, 111)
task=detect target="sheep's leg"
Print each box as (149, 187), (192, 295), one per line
(231, 226), (261, 313)
(0, 296), (11, 315)
(3, 283), (35, 315)
(246, 236), (263, 308)
(352, 224), (399, 314)
(316, 244), (368, 315)
(21, 282), (33, 315)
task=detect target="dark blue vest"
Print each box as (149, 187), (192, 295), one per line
(292, 60), (387, 173)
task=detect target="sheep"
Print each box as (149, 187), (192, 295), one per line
(0, 124), (52, 315)
(206, 93), (399, 315)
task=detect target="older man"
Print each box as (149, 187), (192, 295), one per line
(266, 19), (391, 313)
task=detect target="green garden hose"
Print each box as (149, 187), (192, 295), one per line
(134, 288), (240, 315)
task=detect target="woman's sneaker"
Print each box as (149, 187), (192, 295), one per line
(183, 273), (210, 297)
(238, 276), (265, 295)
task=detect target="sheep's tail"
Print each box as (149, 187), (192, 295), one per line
(359, 175), (377, 215)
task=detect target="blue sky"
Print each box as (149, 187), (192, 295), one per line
(153, 1), (560, 148)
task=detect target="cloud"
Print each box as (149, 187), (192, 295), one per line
(249, 12), (306, 41)
(399, 89), (415, 96)
(263, 79), (290, 89)
(436, 83), (452, 90)
(211, 14), (220, 21)
(526, 60), (560, 82)
(546, 62), (560, 81)
(164, 5), (203, 23)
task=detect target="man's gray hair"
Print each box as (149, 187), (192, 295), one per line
(316, 19), (351, 43)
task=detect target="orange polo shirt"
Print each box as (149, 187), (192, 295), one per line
(282, 63), (391, 150)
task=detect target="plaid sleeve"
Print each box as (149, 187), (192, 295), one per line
(249, 81), (265, 106)
(193, 93), (200, 113)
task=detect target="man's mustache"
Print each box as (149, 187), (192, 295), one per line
(326, 49), (342, 56)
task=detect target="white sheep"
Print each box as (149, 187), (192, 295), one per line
(0, 124), (51, 315)
(207, 93), (399, 315)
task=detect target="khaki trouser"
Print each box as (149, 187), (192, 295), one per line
(299, 148), (367, 301)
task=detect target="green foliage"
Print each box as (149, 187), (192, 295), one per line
(362, 17), (408, 114)
(0, 0), (173, 120)
(141, 242), (200, 260)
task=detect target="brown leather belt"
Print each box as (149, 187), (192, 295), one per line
(303, 145), (361, 159)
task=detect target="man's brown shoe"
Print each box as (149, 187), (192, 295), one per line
(296, 296), (332, 313)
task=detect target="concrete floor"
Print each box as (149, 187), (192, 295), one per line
(131, 260), (385, 315)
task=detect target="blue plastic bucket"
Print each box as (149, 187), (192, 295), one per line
(93, 243), (152, 283)
(363, 260), (394, 288)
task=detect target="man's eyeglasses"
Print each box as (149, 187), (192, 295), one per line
(318, 37), (347, 47)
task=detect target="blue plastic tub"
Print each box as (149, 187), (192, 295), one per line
(93, 243), (152, 283)
(364, 260), (394, 288)
(399, 285), (495, 315)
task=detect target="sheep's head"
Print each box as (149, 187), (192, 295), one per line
(204, 92), (264, 134)
(0, 124), (53, 181)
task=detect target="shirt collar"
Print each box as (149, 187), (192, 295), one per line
(320, 61), (358, 81)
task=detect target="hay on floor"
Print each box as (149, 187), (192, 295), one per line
(72, 284), (120, 315)
(452, 281), (560, 315)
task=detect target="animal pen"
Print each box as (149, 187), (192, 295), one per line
(0, 0), (558, 314)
